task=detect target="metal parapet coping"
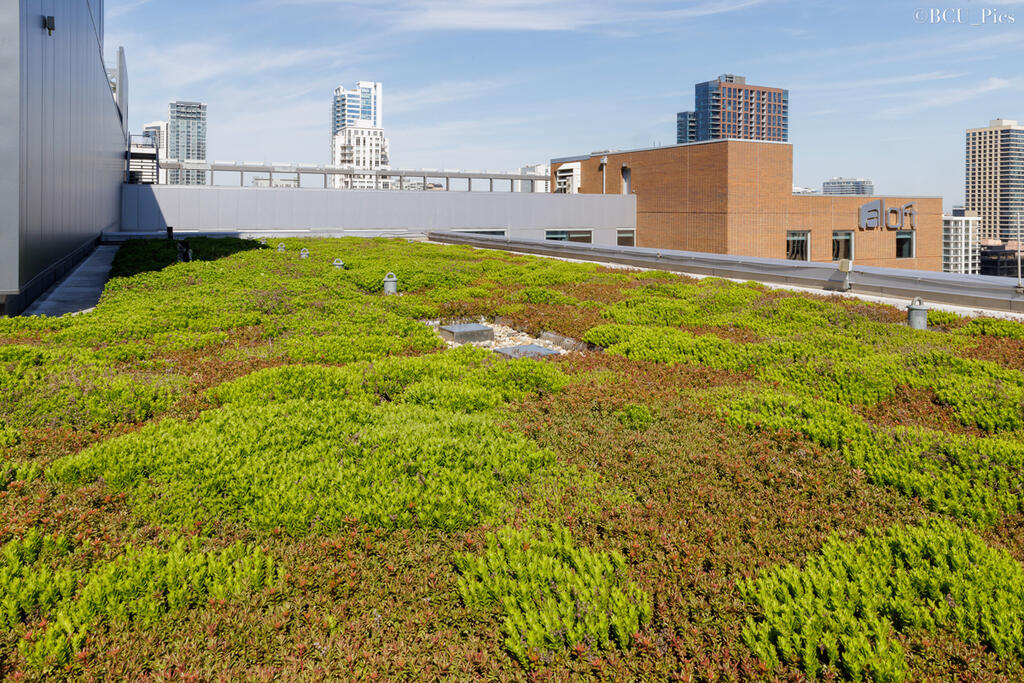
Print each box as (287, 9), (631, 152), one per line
(427, 231), (1024, 314)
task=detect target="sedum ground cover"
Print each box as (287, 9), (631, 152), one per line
(2, 236), (1024, 680)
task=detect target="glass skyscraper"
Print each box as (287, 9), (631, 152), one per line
(332, 81), (382, 136)
(167, 101), (207, 185)
(676, 74), (788, 144)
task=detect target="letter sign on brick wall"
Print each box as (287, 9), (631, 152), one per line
(859, 200), (916, 230)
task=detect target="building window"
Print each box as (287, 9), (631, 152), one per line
(786, 231), (809, 261)
(458, 229), (506, 237)
(617, 229), (635, 247)
(896, 231), (915, 259)
(832, 231), (853, 261)
(546, 230), (592, 243)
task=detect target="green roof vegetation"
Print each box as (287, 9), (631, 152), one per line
(2, 236), (1024, 679)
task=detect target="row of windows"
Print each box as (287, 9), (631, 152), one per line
(720, 87), (785, 103)
(454, 229), (635, 247)
(785, 230), (915, 262)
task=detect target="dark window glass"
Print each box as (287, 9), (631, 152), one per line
(617, 229), (635, 247)
(547, 230), (592, 243)
(786, 231), (809, 261)
(896, 231), (915, 258)
(832, 231), (853, 261)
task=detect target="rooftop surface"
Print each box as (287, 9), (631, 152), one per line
(3, 237), (1024, 679)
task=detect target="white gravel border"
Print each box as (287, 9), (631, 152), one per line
(422, 319), (568, 354)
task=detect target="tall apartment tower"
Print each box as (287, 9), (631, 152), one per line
(167, 101), (207, 185)
(676, 74), (788, 144)
(330, 82), (390, 189)
(822, 178), (874, 195)
(965, 119), (1024, 241)
(332, 81), (382, 134)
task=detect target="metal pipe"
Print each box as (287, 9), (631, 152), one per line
(1017, 212), (1023, 295)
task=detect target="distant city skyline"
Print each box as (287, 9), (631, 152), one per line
(823, 177), (874, 196)
(106, 0), (1024, 208)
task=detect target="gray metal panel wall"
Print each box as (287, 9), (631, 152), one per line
(15, 0), (124, 294)
(87, 0), (102, 51)
(0, 5), (20, 293)
(120, 186), (637, 243)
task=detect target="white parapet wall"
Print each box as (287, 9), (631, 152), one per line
(121, 185), (636, 245)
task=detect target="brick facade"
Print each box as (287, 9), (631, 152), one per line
(551, 140), (942, 271)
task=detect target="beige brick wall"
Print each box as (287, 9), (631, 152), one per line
(551, 140), (942, 271)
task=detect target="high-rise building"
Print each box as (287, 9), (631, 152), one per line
(332, 82), (382, 136)
(331, 126), (390, 189)
(822, 177), (874, 195)
(330, 82), (390, 189)
(676, 74), (788, 144)
(167, 101), (207, 185)
(966, 118), (1024, 241)
(942, 212), (980, 274)
(676, 112), (696, 145)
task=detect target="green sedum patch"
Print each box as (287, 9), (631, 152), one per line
(206, 344), (567, 408)
(51, 401), (553, 534)
(722, 390), (1024, 525)
(0, 421), (19, 448)
(955, 316), (1024, 340)
(741, 519), (1024, 682)
(52, 350), (566, 534)
(455, 525), (652, 664)
(586, 323), (1024, 433)
(616, 404), (655, 431)
(0, 345), (179, 431)
(1, 528), (279, 668)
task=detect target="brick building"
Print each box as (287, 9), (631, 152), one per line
(551, 139), (942, 271)
(677, 74), (788, 144)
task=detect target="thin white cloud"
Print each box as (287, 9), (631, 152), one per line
(790, 71), (966, 92)
(106, 0), (151, 18)
(259, 0), (775, 33)
(803, 108), (840, 117)
(876, 77), (1017, 119)
(386, 79), (517, 115)
(759, 30), (1022, 68)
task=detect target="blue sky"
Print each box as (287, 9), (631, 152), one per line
(106, 0), (1024, 208)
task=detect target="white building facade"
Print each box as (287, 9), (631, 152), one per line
(942, 213), (981, 274)
(168, 101), (207, 185)
(515, 163), (550, 193)
(330, 82), (390, 189)
(331, 127), (391, 189)
(822, 177), (874, 195)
